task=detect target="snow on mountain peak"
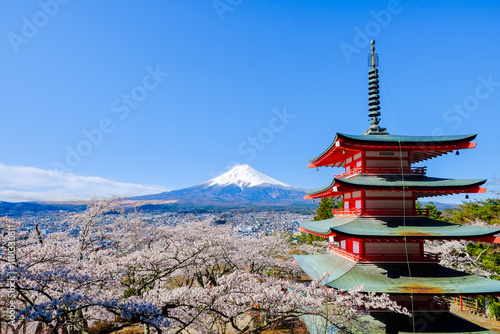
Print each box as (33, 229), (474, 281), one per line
(207, 164), (292, 189)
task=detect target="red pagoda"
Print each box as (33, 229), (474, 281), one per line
(294, 41), (500, 333)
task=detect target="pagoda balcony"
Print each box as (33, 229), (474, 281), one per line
(332, 208), (430, 217)
(334, 166), (427, 179)
(329, 245), (440, 263)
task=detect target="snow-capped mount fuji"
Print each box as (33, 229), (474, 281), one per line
(129, 164), (309, 207)
(206, 164), (292, 189)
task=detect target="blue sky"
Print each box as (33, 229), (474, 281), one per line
(0, 0), (499, 202)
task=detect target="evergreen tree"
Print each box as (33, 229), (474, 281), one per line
(449, 198), (500, 225)
(297, 197), (343, 244)
(416, 201), (444, 221)
(313, 197), (343, 221)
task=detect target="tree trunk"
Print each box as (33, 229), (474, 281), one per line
(35, 323), (44, 334)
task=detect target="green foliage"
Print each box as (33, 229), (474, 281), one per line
(415, 201), (444, 221)
(295, 232), (325, 245)
(313, 198), (342, 221)
(475, 296), (500, 318)
(294, 198), (342, 245)
(449, 198), (500, 225)
(474, 295), (487, 312)
(426, 202), (444, 221)
(489, 299), (500, 320)
(466, 242), (500, 278)
(124, 287), (136, 298)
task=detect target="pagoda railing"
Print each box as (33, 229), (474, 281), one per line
(328, 245), (360, 262)
(332, 208), (363, 217)
(335, 167), (362, 179)
(358, 252), (440, 263)
(335, 166), (427, 179)
(329, 245), (440, 263)
(332, 208), (430, 217)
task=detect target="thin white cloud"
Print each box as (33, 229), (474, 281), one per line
(0, 163), (168, 202)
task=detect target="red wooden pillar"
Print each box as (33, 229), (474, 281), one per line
(361, 190), (366, 215)
(460, 295), (463, 311)
(360, 150), (365, 173)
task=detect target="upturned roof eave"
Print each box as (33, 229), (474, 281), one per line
(304, 176), (487, 197)
(307, 133), (478, 165)
(304, 179), (338, 196)
(337, 133), (478, 146)
(335, 176), (487, 189)
(307, 133), (340, 164)
(299, 217), (500, 239)
(294, 253), (500, 295)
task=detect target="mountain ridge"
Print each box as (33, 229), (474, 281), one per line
(205, 164), (296, 189)
(129, 164), (308, 206)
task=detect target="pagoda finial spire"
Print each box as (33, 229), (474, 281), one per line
(364, 40), (387, 135)
(370, 39), (377, 69)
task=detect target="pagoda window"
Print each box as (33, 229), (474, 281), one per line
(355, 200), (362, 209)
(344, 201), (349, 209)
(344, 193), (351, 199)
(340, 240), (346, 250)
(343, 153), (363, 172)
(352, 191), (361, 198)
(353, 240), (360, 254)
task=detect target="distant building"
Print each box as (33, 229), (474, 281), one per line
(239, 226), (255, 233)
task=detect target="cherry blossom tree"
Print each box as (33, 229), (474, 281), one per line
(0, 198), (123, 333)
(425, 239), (494, 278)
(152, 271), (407, 334)
(1, 197), (408, 334)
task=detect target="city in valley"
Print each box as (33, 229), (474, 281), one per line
(14, 209), (312, 239)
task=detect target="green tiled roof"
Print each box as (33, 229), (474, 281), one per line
(293, 253), (500, 294)
(299, 217), (500, 238)
(302, 312), (496, 334)
(294, 253), (355, 286)
(308, 133), (477, 163)
(304, 179), (337, 195)
(364, 312), (496, 333)
(305, 175), (486, 195)
(338, 133), (477, 145)
(337, 175), (486, 189)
